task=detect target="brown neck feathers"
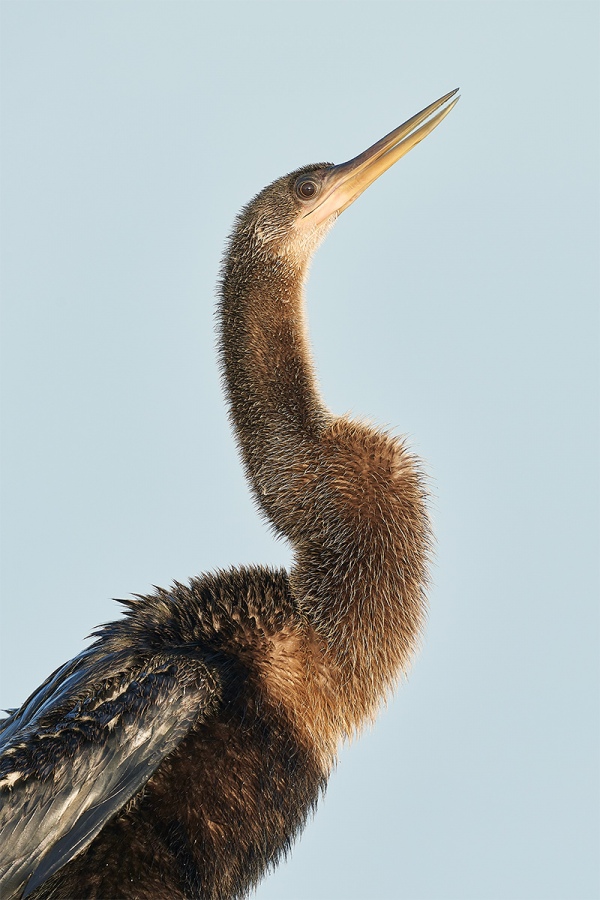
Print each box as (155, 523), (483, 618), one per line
(218, 223), (431, 740)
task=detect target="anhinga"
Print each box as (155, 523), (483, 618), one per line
(0, 90), (458, 900)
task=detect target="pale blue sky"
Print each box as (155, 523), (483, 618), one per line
(1, 3), (598, 899)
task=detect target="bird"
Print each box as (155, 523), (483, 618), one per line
(0, 89), (459, 900)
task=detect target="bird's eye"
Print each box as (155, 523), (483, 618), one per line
(295, 178), (318, 201)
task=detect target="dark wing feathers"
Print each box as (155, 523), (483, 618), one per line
(0, 650), (222, 900)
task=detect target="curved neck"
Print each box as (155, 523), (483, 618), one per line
(217, 231), (430, 738)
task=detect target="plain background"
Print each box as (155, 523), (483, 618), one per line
(1, 3), (598, 899)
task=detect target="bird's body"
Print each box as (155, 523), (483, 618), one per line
(0, 91), (458, 900)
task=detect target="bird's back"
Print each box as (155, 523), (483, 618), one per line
(1, 567), (328, 900)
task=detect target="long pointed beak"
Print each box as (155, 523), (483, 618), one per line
(306, 89), (459, 225)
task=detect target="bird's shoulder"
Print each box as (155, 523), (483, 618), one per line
(0, 646), (220, 898)
(0, 565), (296, 899)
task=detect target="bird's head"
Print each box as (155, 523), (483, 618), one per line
(231, 89), (459, 271)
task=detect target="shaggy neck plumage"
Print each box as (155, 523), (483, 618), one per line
(218, 225), (430, 734)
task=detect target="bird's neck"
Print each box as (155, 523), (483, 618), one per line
(218, 245), (330, 525)
(218, 239), (429, 741)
